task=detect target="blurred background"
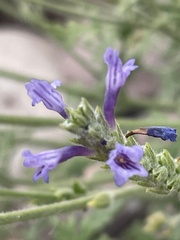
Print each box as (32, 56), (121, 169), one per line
(0, 0), (180, 239)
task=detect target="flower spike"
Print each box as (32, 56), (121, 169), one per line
(126, 126), (177, 142)
(107, 143), (148, 186)
(25, 79), (68, 119)
(103, 47), (138, 129)
(23, 146), (94, 183)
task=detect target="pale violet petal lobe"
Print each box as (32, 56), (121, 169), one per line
(106, 143), (148, 187)
(25, 78), (68, 119)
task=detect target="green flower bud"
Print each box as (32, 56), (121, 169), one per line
(87, 192), (111, 209)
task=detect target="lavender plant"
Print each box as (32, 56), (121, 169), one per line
(23, 47), (178, 195)
(1, 1), (180, 237)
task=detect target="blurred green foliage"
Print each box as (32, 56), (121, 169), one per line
(0, 0), (180, 239)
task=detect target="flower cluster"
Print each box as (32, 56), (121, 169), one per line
(23, 47), (177, 187)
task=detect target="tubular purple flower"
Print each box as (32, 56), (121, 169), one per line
(103, 47), (138, 129)
(23, 146), (94, 183)
(107, 143), (148, 187)
(25, 79), (68, 119)
(126, 126), (177, 142)
(147, 126), (177, 142)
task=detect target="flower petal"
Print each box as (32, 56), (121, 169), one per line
(147, 126), (177, 142)
(22, 146), (94, 183)
(33, 166), (49, 183)
(25, 79), (68, 119)
(103, 47), (138, 129)
(107, 143), (147, 187)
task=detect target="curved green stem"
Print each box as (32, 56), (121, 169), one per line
(0, 195), (92, 225)
(0, 186), (145, 225)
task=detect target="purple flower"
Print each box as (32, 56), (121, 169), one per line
(126, 126), (177, 142)
(25, 79), (68, 119)
(107, 143), (148, 187)
(23, 146), (94, 183)
(147, 126), (177, 142)
(103, 47), (138, 129)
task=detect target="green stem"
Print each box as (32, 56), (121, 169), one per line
(0, 69), (100, 101)
(69, 49), (101, 80)
(0, 115), (61, 127)
(127, 99), (177, 112)
(0, 195), (92, 225)
(0, 188), (73, 201)
(0, 69), (177, 111)
(15, 137), (67, 148)
(1, 115), (179, 128)
(22, 0), (120, 25)
(0, 69), (30, 83)
(117, 118), (179, 130)
(0, 186), (145, 225)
